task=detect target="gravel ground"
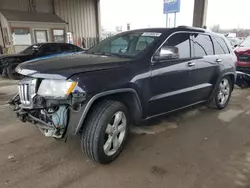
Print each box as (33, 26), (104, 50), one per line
(1, 79), (250, 188)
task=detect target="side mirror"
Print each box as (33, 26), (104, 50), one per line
(154, 46), (179, 61)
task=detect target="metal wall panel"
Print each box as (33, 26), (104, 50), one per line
(0, 13), (11, 48)
(0, 0), (29, 11)
(54, 0), (98, 47)
(0, 0), (53, 13)
(35, 0), (54, 13)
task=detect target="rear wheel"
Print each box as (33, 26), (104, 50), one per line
(81, 100), (129, 164)
(207, 76), (232, 109)
(7, 63), (23, 80)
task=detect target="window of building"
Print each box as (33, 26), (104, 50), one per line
(163, 33), (191, 58)
(52, 29), (65, 43)
(12, 28), (31, 45)
(192, 34), (213, 57)
(213, 37), (230, 55)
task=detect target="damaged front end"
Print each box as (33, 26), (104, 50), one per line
(9, 78), (86, 139)
(236, 71), (250, 89)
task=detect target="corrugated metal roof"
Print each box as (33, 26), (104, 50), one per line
(0, 9), (67, 24)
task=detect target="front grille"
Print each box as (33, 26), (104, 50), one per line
(238, 54), (250, 62)
(18, 79), (37, 105)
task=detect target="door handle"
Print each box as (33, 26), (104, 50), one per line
(216, 59), (222, 63)
(187, 62), (195, 67)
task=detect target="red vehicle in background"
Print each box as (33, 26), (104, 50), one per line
(235, 36), (250, 74)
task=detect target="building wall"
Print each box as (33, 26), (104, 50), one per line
(54, 0), (99, 47)
(0, 0), (53, 13)
(0, 13), (11, 49)
(0, 0), (100, 48)
(10, 22), (66, 53)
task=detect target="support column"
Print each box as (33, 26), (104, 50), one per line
(95, 0), (101, 41)
(192, 0), (208, 28)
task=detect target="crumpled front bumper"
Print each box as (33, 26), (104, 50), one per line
(9, 93), (87, 138)
(236, 71), (250, 88)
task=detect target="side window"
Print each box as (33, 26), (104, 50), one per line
(60, 44), (73, 52)
(192, 34), (213, 57)
(71, 44), (83, 52)
(40, 44), (59, 55)
(163, 33), (191, 58)
(213, 37), (230, 55)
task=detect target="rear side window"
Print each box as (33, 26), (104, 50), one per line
(192, 34), (213, 57)
(71, 44), (83, 52)
(60, 44), (73, 52)
(163, 33), (191, 58)
(40, 44), (60, 55)
(212, 37), (230, 55)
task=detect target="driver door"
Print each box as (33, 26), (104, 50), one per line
(148, 32), (196, 116)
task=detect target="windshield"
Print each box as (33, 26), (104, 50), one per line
(19, 44), (42, 55)
(87, 31), (162, 57)
(240, 36), (250, 47)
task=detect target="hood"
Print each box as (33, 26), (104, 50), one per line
(234, 47), (250, 55)
(16, 53), (133, 79)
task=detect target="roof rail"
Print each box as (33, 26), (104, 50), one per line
(177, 25), (206, 31)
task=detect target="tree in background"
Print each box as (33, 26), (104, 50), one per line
(210, 24), (250, 38)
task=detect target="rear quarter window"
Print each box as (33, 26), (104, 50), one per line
(212, 36), (230, 55)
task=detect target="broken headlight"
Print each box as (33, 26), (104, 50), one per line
(37, 80), (77, 98)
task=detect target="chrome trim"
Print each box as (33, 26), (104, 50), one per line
(24, 84), (28, 104)
(18, 79), (37, 106)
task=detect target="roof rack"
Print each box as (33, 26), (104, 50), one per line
(177, 25), (206, 31)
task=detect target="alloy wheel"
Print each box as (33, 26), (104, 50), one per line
(103, 111), (127, 156)
(218, 78), (231, 105)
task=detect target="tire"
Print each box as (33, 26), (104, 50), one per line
(207, 76), (232, 109)
(6, 63), (23, 80)
(1, 67), (7, 77)
(81, 100), (129, 164)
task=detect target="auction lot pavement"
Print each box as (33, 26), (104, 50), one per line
(1, 79), (250, 188)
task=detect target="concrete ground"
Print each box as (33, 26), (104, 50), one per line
(1, 79), (250, 188)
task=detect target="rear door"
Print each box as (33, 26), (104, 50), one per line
(212, 36), (233, 70)
(189, 33), (219, 102)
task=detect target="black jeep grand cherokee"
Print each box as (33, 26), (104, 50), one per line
(10, 26), (237, 164)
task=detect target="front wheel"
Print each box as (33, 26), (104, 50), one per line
(207, 76), (232, 109)
(81, 100), (129, 164)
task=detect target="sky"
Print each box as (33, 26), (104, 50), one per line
(100, 0), (250, 32)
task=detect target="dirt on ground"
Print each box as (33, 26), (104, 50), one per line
(1, 79), (250, 188)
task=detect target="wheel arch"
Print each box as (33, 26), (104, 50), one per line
(74, 88), (142, 135)
(209, 72), (236, 100)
